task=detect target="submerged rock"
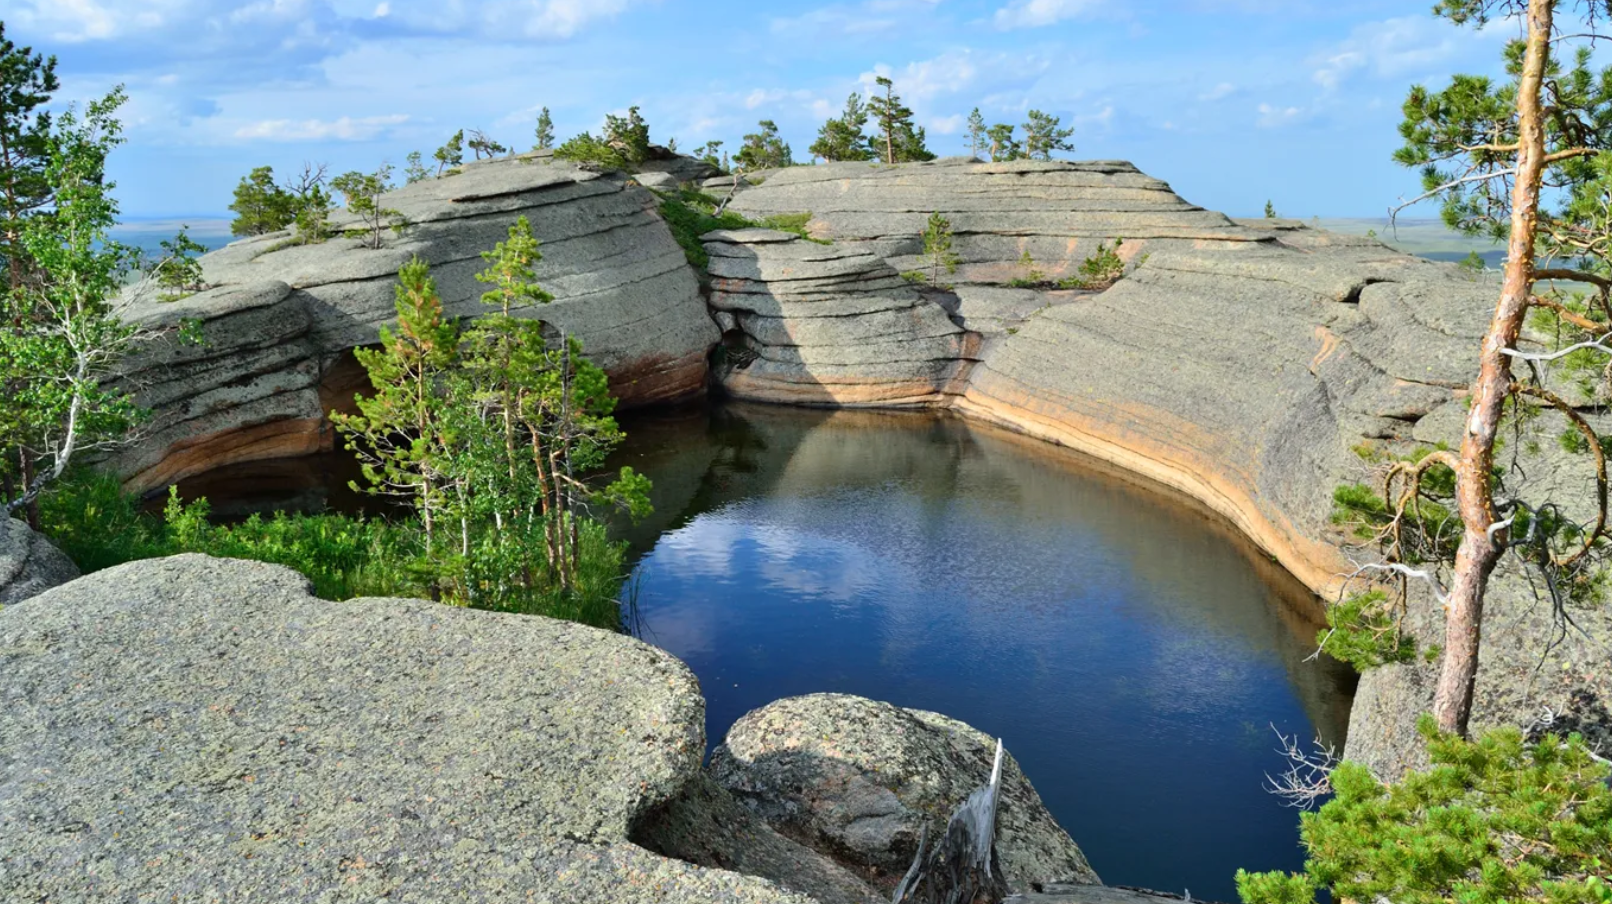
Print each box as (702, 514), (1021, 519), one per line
(0, 555), (813, 902)
(709, 693), (1100, 894)
(0, 517), (79, 606)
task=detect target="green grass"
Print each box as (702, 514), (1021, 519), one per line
(655, 187), (823, 270)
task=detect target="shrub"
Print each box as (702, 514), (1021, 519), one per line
(1237, 717), (1612, 904)
(1320, 589), (1417, 670)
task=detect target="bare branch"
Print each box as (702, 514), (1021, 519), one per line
(1263, 726), (1340, 809)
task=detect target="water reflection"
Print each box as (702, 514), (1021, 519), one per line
(608, 401), (1355, 901)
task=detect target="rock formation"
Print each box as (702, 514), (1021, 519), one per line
(0, 516), (80, 605)
(0, 556), (826, 902)
(1, 556), (1108, 903)
(710, 693), (1100, 895)
(111, 155), (717, 492)
(99, 152), (1610, 779)
(704, 228), (976, 406)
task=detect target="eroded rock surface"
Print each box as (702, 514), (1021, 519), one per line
(114, 155), (718, 491)
(704, 228), (976, 406)
(0, 556), (812, 903)
(709, 693), (1100, 894)
(0, 517), (79, 606)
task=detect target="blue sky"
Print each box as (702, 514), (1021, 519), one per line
(7, 0), (1517, 219)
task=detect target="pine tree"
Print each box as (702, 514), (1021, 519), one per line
(736, 120), (793, 170)
(603, 106), (651, 166)
(986, 124), (1021, 162)
(894, 122), (935, 163)
(0, 23), (60, 292)
(145, 226), (208, 299)
(330, 164), (403, 249)
(467, 129), (507, 160)
(809, 93), (873, 162)
(866, 76), (918, 164)
(693, 140), (725, 169)
(1264, 200), (1278, 218)
(534, 106), (554, 151)
(403, 151), (430, 184)
(331, 257), (461, 547)
(434, 130), (464, 176)
(1021, 110), (1074, 161)
(966, 108), (987, 160)
(227, 166), (295, 236)
(922, 212), (960, 286)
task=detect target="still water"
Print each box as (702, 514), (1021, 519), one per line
(172, 399), (1354, 900)
(608, 402), (1355, 901)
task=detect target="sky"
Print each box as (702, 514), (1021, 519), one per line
(5, 0), (1522, 219)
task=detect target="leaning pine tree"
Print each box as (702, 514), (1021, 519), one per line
(1330, 0), (1612, 738)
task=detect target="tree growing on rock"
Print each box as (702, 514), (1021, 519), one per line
(534, 106), (554, 151)
(403, 151), (430, 184)
(921, 212), (960, 286)
(1021, 109), (1074, 161)
(693, 140), (725, 170)
(1323, 0), (1612, 740)
(331, 164), (404, 250)
(986, 124), (1021, 162)
(0, 23), (60, 293)
(736, 120), (793, 170)
(604, 106), (652, 166)
(228, 166), (294, 236)
(467, 129), (507, 160)
(867, 76), (921, 164)
(144, 226), (209, 300)
(810, 93), (873, 162)
(966, 107), (987, 160)
(434, 130), (464, 176)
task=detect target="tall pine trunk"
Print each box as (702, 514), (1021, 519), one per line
(1433, 0), (1551, 737)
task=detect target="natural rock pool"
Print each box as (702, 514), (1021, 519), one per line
(171, 399), (1356, 900)
(608, 402), (1355, 900)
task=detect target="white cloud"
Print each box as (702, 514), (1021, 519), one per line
(771, 0), (943, 39)
(233, 113), (410, 141)
(1310, 15), (1501, 90)
(1255, 102), (1303, 128)
(927, 113), (965, 134)
(11, 0), (176, 42)
(992, 0), (1101, 30)
(1198, 82), (1236, 102)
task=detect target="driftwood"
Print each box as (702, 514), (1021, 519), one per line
(891, 738), (1011, 904)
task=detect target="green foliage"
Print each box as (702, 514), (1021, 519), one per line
(466, 129), (505, 160)
(434, 129), (464, 176)
(35, 469), (167, 572)
(145, 226), (208, 299)
(534, 107), (554, 151)
(555, 131), (629, 169)
(736, 119), (793, 170)
(1021, 109), (1074, 161)
(900, 270), (928, 284)
(604, 106), (652, 166)
(966, 107), (987, 160)
(1061, 238), (1125, 290)
(655, 188), (821, 269)
(0, 22), (61, 290)
(404, 150), (430, 184)
(330, 164), (403, 249)
(1238, 717), (1612, 904)
(1321, 589), (1418, 669)
(865, 76), (931, 163)
(811, 92), (874, 162)
(922, 211), (960, 286)
(2, 86), (145, 516)
(1006, 248), (1046, 287)
(229, 165), (296, 236)
(1265, 200), (1278, 219)
(692, 140), (726, 171)
(1459, 249), (1487, 273)
(986, 123), (1022, 162)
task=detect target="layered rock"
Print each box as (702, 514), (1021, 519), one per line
(0, 517), (79, 606)
(0, 556), (818, 902)
(704, 228), (977, 406)
(113, 155), (718, 491)
(709, 693), (1100, 895)
(727, 162), (1609, 775)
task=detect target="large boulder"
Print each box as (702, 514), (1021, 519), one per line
(113, 155), (719, 492)
(0, 555), (814, 902)
(703, 228), (977, 407)
(709, 693), (1100, 894)
(0, 517), (79, 606)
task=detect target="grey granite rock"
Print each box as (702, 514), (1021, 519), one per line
(709, 693), (1100, 894)
(0, 555), (812, 902)
(113, 155), (718, 491)
(703, 229), (977, 406)
(0, 517), (79, 606)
